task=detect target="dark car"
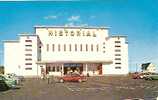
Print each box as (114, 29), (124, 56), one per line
(59, 73), (87, 83)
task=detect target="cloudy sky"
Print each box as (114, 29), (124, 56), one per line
(0, 1), (158, 72)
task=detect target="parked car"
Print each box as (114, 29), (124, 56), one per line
(0, 75), (17, 89)
(5, 73), (24, 85)
(59, 73), (87, 83)
(132, 72), (142, 79)
(132, 72), (151, 79)
(145, 73), (158, 80)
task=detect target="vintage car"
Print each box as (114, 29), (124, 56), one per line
(59, 73), (87, 83)
(0, 75), (17, 89)
(144, 73), (158, 80)
(5, 73), (23, 85)
(132, 72), (151, 79)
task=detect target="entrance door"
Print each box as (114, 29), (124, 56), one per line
(64, 63), (83, 74)
(97, 64), (102, 75)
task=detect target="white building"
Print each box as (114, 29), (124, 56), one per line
(3, 26), (128, 77)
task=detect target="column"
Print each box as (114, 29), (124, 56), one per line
(86, 64), (88, 75)
(62, 64), (64, 76)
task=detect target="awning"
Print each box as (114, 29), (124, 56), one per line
(36, 60), (113, 64)
(64, 63), (82, 67)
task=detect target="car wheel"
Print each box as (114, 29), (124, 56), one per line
(78, 79), (82, 83)
(60, 79), (64, 83)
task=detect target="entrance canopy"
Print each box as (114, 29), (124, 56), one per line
(36, 60), (113, 64)
(64, 63), (82, 67)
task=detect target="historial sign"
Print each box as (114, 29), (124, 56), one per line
(48, 29), (96, 37)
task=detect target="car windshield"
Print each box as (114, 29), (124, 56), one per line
(71, 73), (80, 77)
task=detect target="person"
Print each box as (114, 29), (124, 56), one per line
(74, 70), (79, 74)
(46, 74), (50, 84)
(51, 75), (55, 86)
(70, 69), (73, 74)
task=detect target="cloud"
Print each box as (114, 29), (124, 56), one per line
(65, 22), (75, 26)
(68, 15), (80, 21)
(65, 15), (88, 27)
(90, 15), (96, 19)
(65, 22), (88, 27)
(44, 15), (57, 19)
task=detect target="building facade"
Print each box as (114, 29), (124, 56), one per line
(4, 26), (128, 77)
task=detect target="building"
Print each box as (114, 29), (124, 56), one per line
(141, 63), (156, 73)
(3, 26), (128, 77)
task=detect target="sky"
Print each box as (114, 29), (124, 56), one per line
(0, 1), (158, 72)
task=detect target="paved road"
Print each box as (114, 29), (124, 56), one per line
(0, 76), (158, 100)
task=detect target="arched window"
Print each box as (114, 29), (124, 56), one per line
(80, 44), (82, 51)
(86, 44), (88, 51)
(75, 44), (77, 51)
(47, 44), (49, 51)
(91, 44), (93, 51)
(69, 44), (71, 51)
(58, 44), (60, 51)
(64, 44), (66, 51)
(96, 44), (99, 52)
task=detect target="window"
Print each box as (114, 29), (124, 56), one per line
(58, 44), (60, 51)
(115, 49), (121, 52)
(52, 66), (55, 72)
(25, 49), (32, 51)
(115, 41), (121, 43)
(103, 46), (105, 49)
(69, 44), (71, 51)
(25, 58), (32, 61)
(75, 44), (77, 51)
(46, 44), (49, 51)
(103, 51), (105, 53)
(91, 44), (93, 51)
(87, 31), (91, 36)
(57, 66), (60, 72)
(47, 66), (51, 71)
(115, 54), (121, 56)
(25, 63), (32, 65)
(115, 58), (121, 60)
(64, 44), (66, 51)
(25, 54), (32, 56)
(86, 44), (88, 51)
(103, 42), (105, 45)
(25, 68), (32, 70)
(115, 62), (121, 64)
(52, 44), (55, 52)
(96, 44), (99, 52)
(71, 31), (74, 36)
(80, 44), (82, 51)
(59, 30), (63, 36)
(115, 67), (121, 69)
(77, 31), (81, 36)
(25, 40), (32, 42)
(115, 45), (121, 47)
(25, 45), (32, 47)
(93, 33), (96, 37)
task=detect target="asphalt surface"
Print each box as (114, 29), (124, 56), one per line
(0, 76), (158, 100)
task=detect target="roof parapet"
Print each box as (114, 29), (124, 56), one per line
(34, 25), (110, 29)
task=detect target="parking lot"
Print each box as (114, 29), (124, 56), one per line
(0, 76), (158, 100)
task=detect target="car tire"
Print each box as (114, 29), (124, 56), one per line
(60, 79), (64, 83)
(78, 79), (82, 83)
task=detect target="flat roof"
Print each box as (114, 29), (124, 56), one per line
(2, 40), (19, 43)
(36, 60), (113, 64)
(18, 34), (37, 36)
(34, 25), (110, 29)
(111, 35), (127, 37)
